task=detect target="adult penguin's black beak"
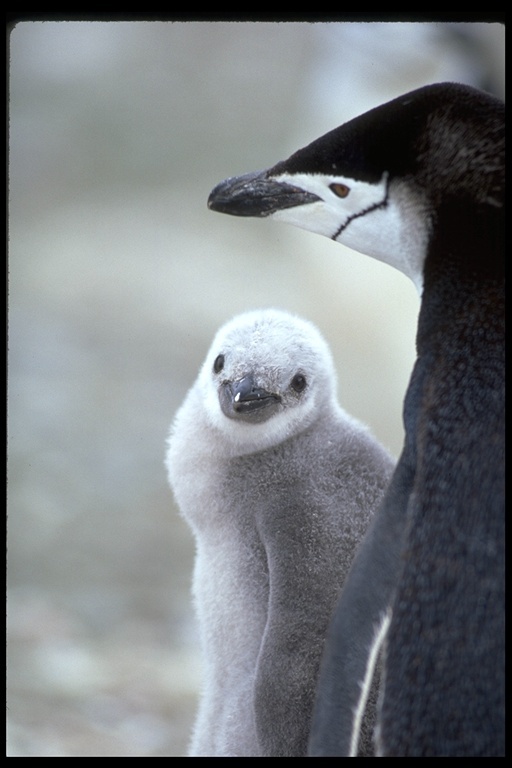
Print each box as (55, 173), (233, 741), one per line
(208, 170), (320, 218)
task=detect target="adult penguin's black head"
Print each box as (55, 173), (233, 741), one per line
(208, 83), (504, 292)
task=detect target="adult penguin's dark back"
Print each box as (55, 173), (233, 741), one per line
(207, 83), (505, 756)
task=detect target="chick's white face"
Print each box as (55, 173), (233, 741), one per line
(198, 311), (337, 456)
(269, 171), (429, 293)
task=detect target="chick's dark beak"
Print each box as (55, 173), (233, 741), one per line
(219, 375), (281, 423)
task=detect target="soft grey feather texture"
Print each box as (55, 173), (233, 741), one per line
(166, 308), (394, 756)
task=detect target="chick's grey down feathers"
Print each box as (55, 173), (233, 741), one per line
(166, 309), (394, 756)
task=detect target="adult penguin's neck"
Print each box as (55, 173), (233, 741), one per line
(416, 199), (504, 359)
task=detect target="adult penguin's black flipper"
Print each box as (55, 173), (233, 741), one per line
(208, 82), (505, 757)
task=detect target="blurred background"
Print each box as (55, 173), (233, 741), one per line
(7, 20), (505, 756)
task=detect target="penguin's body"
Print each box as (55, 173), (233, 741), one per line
(166, 309), (394, 756)
(208, 83), (505, 756)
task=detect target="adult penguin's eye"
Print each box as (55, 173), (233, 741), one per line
(330, 182), (350, 198)
(213, 354), (224, 374)
(291, 373), (307, 393)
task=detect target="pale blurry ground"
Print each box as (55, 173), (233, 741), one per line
(7, 21), (504, 756)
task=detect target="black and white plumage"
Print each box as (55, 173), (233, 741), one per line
(166, 309), (394, 757)
(208, 83), (505, 756)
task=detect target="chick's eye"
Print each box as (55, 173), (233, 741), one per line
(291, 373), (307, 393)
(213, 354), (224, 374)
(330, 182), (350, 198)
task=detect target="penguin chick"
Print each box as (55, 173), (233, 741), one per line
(207, 83), (505, 756)
(166, 308), (394, 757)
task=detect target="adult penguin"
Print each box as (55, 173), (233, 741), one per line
(207, 83), (505, 756)
(166, 309), (394, 756)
